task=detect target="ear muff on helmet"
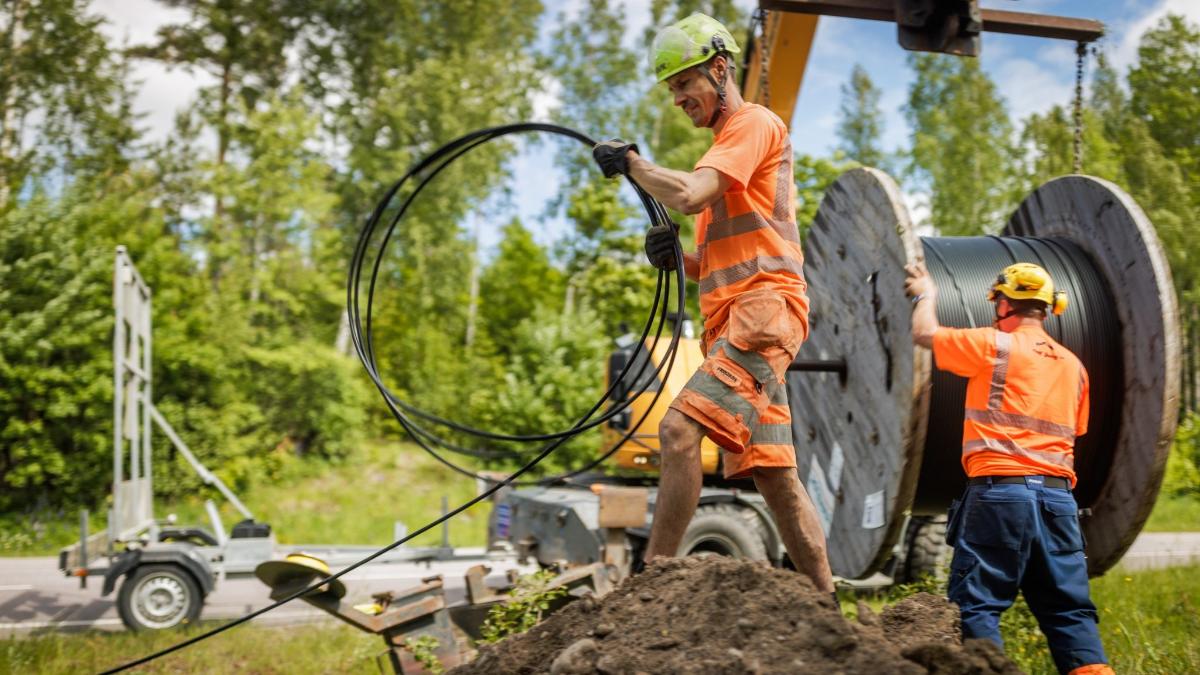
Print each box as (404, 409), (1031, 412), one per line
(1051, 290), (1068, 316)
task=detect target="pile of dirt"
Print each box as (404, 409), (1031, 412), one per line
(451, 557), (1021, 675)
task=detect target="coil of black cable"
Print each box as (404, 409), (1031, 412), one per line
(916, 235), (1123, 510)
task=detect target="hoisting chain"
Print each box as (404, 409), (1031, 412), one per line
(1072, 41), (1087, 174)
(755, 8), (771, 110)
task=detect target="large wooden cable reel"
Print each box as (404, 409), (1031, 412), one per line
(787, 168), (1180, 579)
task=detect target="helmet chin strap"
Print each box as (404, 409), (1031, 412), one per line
(700, 65), (728, 128)
(993, 301), (1018, 327)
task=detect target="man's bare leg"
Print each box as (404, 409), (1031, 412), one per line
(752, 466), (835, 592)
(643, 409), (707, 561)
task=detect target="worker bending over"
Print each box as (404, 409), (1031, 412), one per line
(592, 13), (833, 596)
(905, 261), (1113, 675)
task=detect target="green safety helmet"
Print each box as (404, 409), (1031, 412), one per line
(652, 13), (741, 83)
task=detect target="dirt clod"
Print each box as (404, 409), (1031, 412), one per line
(451, 557), (1020, 675)
(549, 638), (599, 675)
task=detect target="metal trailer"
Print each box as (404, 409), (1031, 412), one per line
(57, 247), (503, 631)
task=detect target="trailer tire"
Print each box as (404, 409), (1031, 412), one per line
(899, 516), (951, 584)
(678, 504), (769, 561)
(116, 564), (204, 631)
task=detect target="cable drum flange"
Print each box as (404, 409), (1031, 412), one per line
(786, 168), (931, 580)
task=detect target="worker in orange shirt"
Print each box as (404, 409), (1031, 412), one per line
(905, 261), (1113, 675)
(592, 13), (834, 597)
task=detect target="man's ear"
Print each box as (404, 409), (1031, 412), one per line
(709, 55), (727, 82)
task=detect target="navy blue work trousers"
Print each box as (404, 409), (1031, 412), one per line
(946, 477), (1109, 674)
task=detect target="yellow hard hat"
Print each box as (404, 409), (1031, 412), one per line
(255, 552), (346, 601)
(988, 263), (1067, 315)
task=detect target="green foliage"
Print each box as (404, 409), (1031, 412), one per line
(0, 0), (136, 205)
(1127, 14), (1200, 192)
(401, 636), (444, 675)
(0, 189), (127, 509)
(471, 304), (610, 474)
(1162, 413), (1200, 498)
(795, 153), (859, 240)
(904, 54), (1020, 235)
(479, 569), (569, 643)
(837, 64), (886, 169)
(479, 219), (566, 356)
(1144, 493), (1200, 533)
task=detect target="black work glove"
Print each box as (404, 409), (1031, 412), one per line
(644, 221), (679, 271)
(593, 139), (639, 178)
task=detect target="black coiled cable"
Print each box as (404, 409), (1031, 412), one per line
(348, 122), (687, 486)
(101, 123), (684, 673)
(916, 235), (1122, 511)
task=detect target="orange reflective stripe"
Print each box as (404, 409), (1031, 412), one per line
(700, 255), (805, 295)
(963, 438), (1073, 468)
(963, 409), (1077, 440)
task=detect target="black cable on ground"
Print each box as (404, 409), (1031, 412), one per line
(100, 123), (685, 673)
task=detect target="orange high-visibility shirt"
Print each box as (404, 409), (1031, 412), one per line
(693, 103), (808, 341)
(932, 324), (1090, 486)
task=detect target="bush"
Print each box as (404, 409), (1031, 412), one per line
(1163, 412), (1200, 497)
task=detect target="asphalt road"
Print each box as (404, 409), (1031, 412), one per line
(0, 553), (533, 636)
(2, 533), (1197, 636)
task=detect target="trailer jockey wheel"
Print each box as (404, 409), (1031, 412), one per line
(117, 564), (204, 631)
(678, 504), (769, 561)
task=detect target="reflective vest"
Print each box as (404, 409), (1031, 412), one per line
(932, 324), (1089, 486)
(692, 103), (808, 342)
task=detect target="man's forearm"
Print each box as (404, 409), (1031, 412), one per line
(683, 251), (699, 282)
(911, 293), (939, 348)
(627, 154), (711, 215)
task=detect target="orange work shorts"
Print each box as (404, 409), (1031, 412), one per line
(670, 291), (802, 479)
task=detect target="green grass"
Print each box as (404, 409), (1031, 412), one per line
(0, 439), (490, 556)
(1142, 493), (1200, 532)
(1000, 564), (1200, 674)
(1, 622), (383, 674)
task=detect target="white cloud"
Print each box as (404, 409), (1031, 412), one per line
(92, 0), (208, 145)
(993, 42), (1077, 121)
(1112, 0), (1200, 71)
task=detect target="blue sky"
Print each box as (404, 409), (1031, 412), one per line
(95, 0), (1197, 253)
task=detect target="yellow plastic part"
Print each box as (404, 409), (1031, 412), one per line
(606, 337), (721, 476)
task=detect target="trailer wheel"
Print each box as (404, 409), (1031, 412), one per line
(899, 516), (951, 584)
(117, 564), (203, 631)
(678, 504), (769, 560)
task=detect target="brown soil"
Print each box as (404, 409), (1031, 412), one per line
(451, 557), (1022, 675)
